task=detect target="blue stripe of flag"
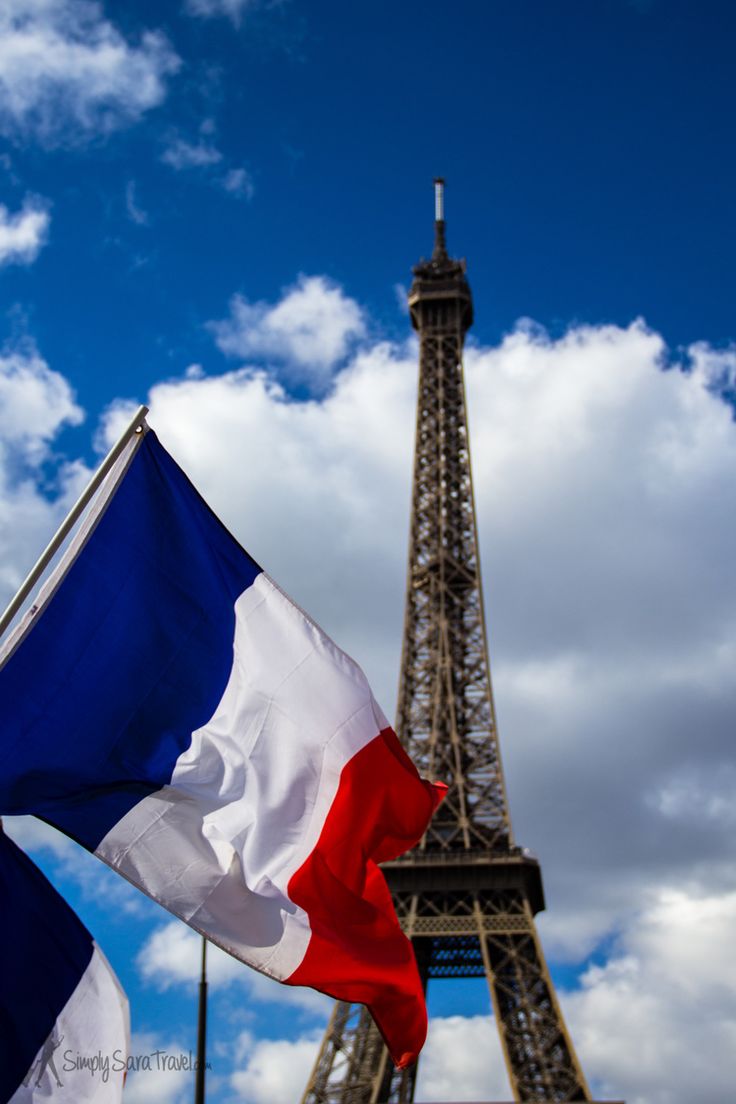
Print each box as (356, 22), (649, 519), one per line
(0, 432), (260, 850)
(0, 829), (94, 1101)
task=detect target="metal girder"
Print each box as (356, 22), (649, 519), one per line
(300, 207), (592, 1104)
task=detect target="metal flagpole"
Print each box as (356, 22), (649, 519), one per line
(195, 936), (208, 1104)
(0, 404), (149, 640)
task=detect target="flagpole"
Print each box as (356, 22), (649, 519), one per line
(195, 936), (208, 1104)
(0, 404), (149, 640)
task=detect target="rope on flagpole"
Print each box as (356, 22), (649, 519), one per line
(0, 404), (149, 640)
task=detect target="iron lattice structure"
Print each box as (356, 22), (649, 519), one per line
(301, 183), (591, 1104)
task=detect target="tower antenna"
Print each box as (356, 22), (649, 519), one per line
(432, 176), (447, 259)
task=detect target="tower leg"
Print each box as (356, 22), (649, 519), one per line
(478, 900), (591, 1102)
(300, 1003), (419, 1104)
(301, 1002), (387, 1104)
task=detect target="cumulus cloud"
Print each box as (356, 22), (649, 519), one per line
(138, 921), (244, 990)
(137, 920), (331, 1014)
(123, 1032), (192, 1104)
(0, 345), (81, 452)
(0, 346), (85, 598)
(0, 196), (49, 264)
(3, 283), (736, 1103)
(101, 311), (735, 981)
(229, 1031), (324, 1104)
(688, 339), (736, 406)
(456, 322), (736, 961)
(415, 1015), (512, 1101)
(418, 887), (736, 1104)
(0, 0), (180, 146)
(566, 886), (736, 1104)
(210, 275), (366, 388)
(222, 1015), (510, 1104)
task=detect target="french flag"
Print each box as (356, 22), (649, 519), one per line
(0, 825), (129, 1102)
(0, 428), (444, 1067)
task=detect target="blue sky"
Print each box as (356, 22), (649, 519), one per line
(5, 0), (736, 425)
(1, 2), (736, 1102)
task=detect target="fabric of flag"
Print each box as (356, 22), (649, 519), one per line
(0, 825), (129, 1103)
(0, 428), (445, 1068)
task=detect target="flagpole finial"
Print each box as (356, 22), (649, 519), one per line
(433, 177), (447, 260)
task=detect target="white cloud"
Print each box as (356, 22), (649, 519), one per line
(3, 814), (148, 916)
(0, 346), (85, 599)
(229, 1031), (323, 1104)
(138, 920), (245, 990)
(689, 339), (736, 397)
(160, 127), (253, 202)
(161, 136), (223, 170)
(183, 0), (259, 25)
(122, 1032), (192, 1104)
(565, 886), (736, 1104)
(221, 166), (254, 200)
(3, 813), (76, 859)
(210, 275), (366, 388)
(0, 0), (180, 146)
(647, 761), (736, 827)
(418, 887), (736, 1104)
(455, 321), (736, 961)
(393, 281), (409, 314)
(0, 345), (81, 454)
(125, 180), (148, 226)
(137, 920), (331, 1014)
(3, 288), (736, 1103)
(111, 306), (736, 971)
(0, 196), (49, 264)
(415, 1015), (512, 1102)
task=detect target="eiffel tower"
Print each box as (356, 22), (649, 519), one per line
(300, 181), (593, 1103)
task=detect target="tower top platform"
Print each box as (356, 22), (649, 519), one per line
(408, 178), (473, 332)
